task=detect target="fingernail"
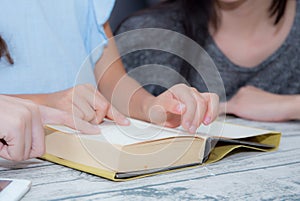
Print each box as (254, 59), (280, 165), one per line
(123, 118), (130, 125)
(204, 117), (211, 125)
(189, 125), (197, 133)
(176, 103), (185, 113)
(185, 121), (191, 129)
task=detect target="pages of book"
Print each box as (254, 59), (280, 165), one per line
(47, 119), (195, 146)
(47, 118), (274, 147)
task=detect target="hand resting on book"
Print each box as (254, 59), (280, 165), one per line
(144, 84), (219, 133)
(0, 95), (100, 161)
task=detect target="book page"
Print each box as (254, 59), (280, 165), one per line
(196, 121), (275, 139)
(46, 119), (275, 146)
(47, 119), (196, 146)
(95, 119), (200, 145)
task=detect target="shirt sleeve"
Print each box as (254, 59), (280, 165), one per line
(92, 0), (115, 34)
(88, 0), (115, 66)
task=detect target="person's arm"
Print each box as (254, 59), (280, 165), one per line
(290, 96), (300, 120)
(0, 95), (99, 161)
(95, 23), (219, 133)
(8, 84), (129, 125)
(9, 94), (48, 105)
(223, 86), (300, 121)
(94, 23), (153, 121)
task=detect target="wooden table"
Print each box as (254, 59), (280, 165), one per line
(1, 118), (300, 200)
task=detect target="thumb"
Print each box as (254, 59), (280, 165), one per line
(39, 105), (100, 134)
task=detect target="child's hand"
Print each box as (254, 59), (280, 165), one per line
(145, 84), (219, 133)
(45, 84), (129, 125)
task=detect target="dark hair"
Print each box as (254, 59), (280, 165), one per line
(160, 0), (288, 46)
(0, 36), (14, 64)
(270, 0), (288, 24)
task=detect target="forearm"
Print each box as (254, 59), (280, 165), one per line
(6, 94), (48, 105)
(95, 23), (154, 121)
(286, 95), (300, 120)
(97, 68), (153, 121)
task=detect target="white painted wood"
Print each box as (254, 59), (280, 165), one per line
(0, 118), (299, 200)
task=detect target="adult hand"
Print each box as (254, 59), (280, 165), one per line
(0, 95), (100, 161)
(226, 86), (300, 121)
(145, 84), (219, 133)
(45, 84), (129, 125)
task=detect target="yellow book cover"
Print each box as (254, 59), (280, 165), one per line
(42, 119), (281, 181)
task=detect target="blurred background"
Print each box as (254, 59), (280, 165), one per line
(109, 0), (161, 31)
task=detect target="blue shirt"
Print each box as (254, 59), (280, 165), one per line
(0, 0), (115, 94)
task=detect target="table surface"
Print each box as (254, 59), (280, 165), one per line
(1, 117), (300, 201)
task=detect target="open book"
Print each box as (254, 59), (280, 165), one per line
(42, 119), (281, 181)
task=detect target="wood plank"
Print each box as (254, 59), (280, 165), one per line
(0, 119), (299, 200)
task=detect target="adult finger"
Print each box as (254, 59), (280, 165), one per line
(89, 90), (110, 124)
(11, 104), (32, 160)
(23, 107), (33, 160)
(93, 100), (109, 124)
(6, 99), (44, 159)
(3, 115), (26, 161)
(72, 106), (86, 121)
(73, 98), (97, 123)
(0, 131), (21, 161)
(39, 106), (100, 134)
(28, 104), (45, 158)
(0, 99), (26, 161)
(106, 105), (130, 126)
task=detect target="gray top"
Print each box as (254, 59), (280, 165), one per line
(116, 1), (300, 100)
